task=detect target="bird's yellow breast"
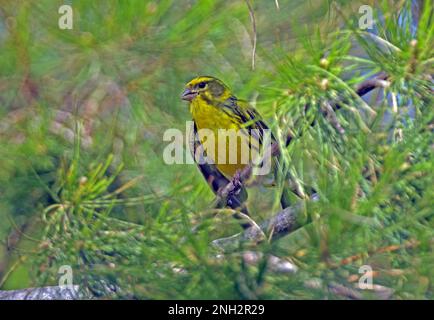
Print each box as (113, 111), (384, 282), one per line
(191, 97), (250, 178)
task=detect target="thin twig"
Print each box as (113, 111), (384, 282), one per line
(274, 0), (280, 10)
(321, 101), (345, 134)
(0, 256), (27, 288)
(245, 0), (257, 70)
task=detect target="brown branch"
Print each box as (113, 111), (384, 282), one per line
(327, 282), (363, 300)
(321, 101), (345, 134)
(212, 200), (310, 252)
(355, 72), (389, 96)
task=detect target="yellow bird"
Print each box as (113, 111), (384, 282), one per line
(181, 76), (276, 212)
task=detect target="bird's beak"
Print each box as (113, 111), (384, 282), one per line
(181, 88), (197, 101)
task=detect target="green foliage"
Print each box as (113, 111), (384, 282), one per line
(0, 0), (432, 299)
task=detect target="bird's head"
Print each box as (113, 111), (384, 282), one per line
(181, 76), (232, 104)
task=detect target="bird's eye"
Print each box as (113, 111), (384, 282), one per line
(198, 82), (207, 89)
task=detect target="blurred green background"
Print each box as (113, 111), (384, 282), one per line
(0, 0), (432, 299)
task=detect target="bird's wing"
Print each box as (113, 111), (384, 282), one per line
(221, 96), (282, 189)
(221, 97), (275, 144)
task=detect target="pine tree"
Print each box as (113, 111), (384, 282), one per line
(0, 0), (432, 299)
